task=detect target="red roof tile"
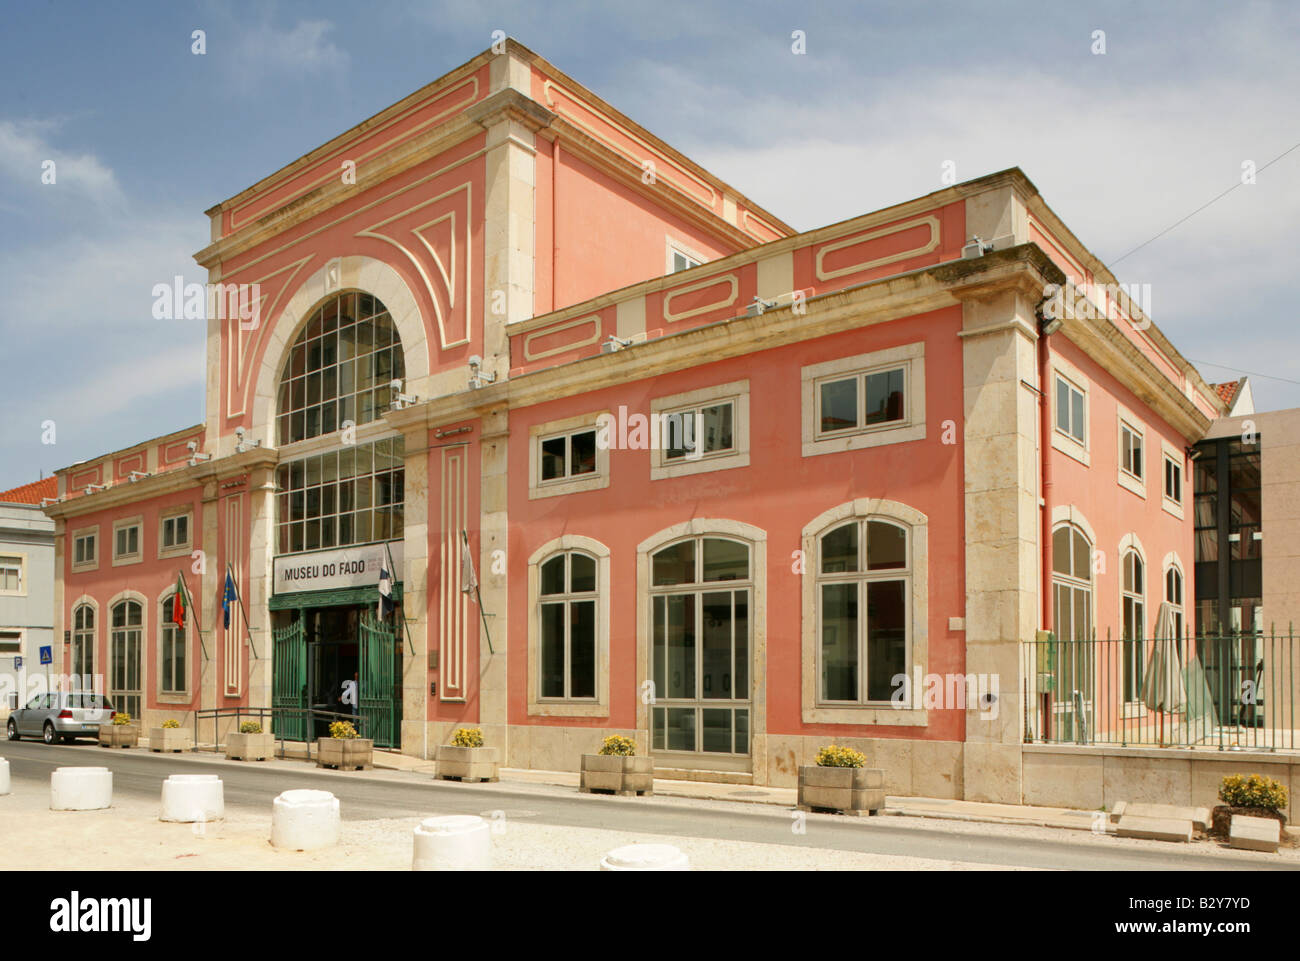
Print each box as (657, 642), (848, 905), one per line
(0, 477), (57, 505)
(1211, 379), (1243, 408)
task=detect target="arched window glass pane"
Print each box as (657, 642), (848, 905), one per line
(540, 556), (565, 595)
(653, 540), (695, 586)
(821, 523), (857, 574)
(1052, 527), (1071, 575)
(570, 554), (596, 593)
(867, 521), (906, 570)
(1072, 531), (1091, 582)
(277, 292), (404, 445)
(702, 538), (748, 581)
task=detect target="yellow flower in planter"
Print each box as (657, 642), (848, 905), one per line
(329, 720), (359, 739)
(451, 727), (484, 748)
(111, 712), (132, 727)
(1219, 774), (1288, 812)
(162, 719), (181, 729)
(239, 721), (262, 734)
(815, 744), (866, 768)
(598, 734), (636, 756)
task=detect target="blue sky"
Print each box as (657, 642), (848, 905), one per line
(2, 0), (1298, 492)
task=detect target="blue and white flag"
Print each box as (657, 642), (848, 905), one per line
(222, 571), (238, 629)
(378, 562), (394, 618)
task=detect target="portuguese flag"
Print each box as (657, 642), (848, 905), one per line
(173, 573), (187, 630)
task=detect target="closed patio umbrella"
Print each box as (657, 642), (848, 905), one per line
(1141, 603), (1187, 746)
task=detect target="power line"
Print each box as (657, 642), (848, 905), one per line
(1189, 360), (1300, 387)
(1108, 136), (1300, 269)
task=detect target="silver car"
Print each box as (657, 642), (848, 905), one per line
(6, 692), (117, 745)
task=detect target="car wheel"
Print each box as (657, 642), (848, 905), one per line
(43, 722), (57, 745)
(5, 719), (17, 741)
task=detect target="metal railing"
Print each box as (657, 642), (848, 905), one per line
(1022, 629), (1298, 751)
(193, 706), (372, 760)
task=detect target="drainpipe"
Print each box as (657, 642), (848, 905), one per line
(1037, 300), (1061, 741)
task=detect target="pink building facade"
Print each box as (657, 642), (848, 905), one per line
(43, 41), (1224, 803)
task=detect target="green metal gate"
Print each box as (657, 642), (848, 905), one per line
(360, 612), (400, 748)
(273, 618), (307, 741)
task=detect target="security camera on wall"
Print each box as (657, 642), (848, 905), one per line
(234, 425), (262, 453)
(186, 439), (213, 467)
(467, 354), (496, 390)
(389, 378), (419, 411)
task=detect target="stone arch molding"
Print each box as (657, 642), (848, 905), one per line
(247, 255), (431, 448)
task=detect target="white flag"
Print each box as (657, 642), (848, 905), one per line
(460, 532), (478, 595)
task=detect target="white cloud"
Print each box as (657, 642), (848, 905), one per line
(226, 20), (349, 93)
(0, 119), (125, 213)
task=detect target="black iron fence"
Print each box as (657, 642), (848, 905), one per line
(1022, 630), (1298, 751)
(193, 706), (372, 760)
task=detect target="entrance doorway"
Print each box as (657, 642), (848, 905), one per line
(271, 602), (402, 747)
(648, 536), (752, 769)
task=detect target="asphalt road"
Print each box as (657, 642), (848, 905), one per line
(4, 739), (1294, 871)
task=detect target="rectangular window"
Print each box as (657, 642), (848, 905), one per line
(0, 556), (21, 594)
(1056, 376), (1086, 444)
(817, 367), (905, 437)
(0, 630), (20, 652)
(161, 514), (191, 551)
(671, 250), (700, 273)
(114, 525), (140, 560)
(663, 402), (734, 461)
(1120, 422), (1143, 480)
(1164, 456), (1183, 504)
(74, 533), (96, 566)
(539, 429), (598, 483)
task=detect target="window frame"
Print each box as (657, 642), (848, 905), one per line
(71, 600), (96, 681)
(0, 628), (22, 653)
(801, 343), (926, 458)
(157, 590), (190, 700)
(0, 552), (25, 596)
(649, 379), (750, 480)
(158, 508), (193, 559)
(527, 537), (611, 718)
(1050, 359), (1090, 466)
(71, 526), (99, 573)
(528, 412), (610, 500)
(1116, 407), (1147, 498)
(111, 516), (144, 567)
(108, 594), (145, 721)
(1161, 441), (1185, 519)
(1119, 542), (1146, 713)
(800, 500), (928, 725)
(666, 238), (705, 274)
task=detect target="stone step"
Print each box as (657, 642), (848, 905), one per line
(1228, 815), (1281, 853)
(1115, 814), (1193, 842)
(1110, 801), (1210, 831)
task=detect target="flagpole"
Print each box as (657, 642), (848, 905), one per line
(177, 569), (210, 660)
(383, 540), (415, 656)
(227, 563), (262, 659)
(462, 529), (495, 655)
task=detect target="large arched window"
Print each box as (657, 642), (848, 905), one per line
(110, 600), (142, 720)
(276, 291), (405, 445)
(1121, 549), (1145, 703)
(1165, 565), (1184, 639)
(650, 536), (751, 756)
(538, 551), (598, 700)
(1051, 523), (1093, 718)
(160, 595), (187, 695)
(72, 604), (94, 680)
(817, 519), (908, 704)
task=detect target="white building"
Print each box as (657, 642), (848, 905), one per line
(0, 479), (57, 714)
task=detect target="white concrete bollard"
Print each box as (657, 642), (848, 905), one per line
(50, 767), (113, 811)
(412, 814), (492, 870)
(160, 774), (224, 823)
(271, 789), (339, 850)
(0, 757), (9, 796)
(599, 843), (691, 871)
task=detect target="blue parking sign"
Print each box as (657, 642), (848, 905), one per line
(13, 656), (21, 669)
(39, 646), (52, 665)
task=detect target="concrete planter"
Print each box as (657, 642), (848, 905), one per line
(435, 745), (500, 783)
(98, 724), (139, 749)
(316, 737), (373, 771)
(225, 731), (275, 761)
(579, 754), (654, 796)
(797, 765), (885, 816)
(149, 728), (193, 753)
